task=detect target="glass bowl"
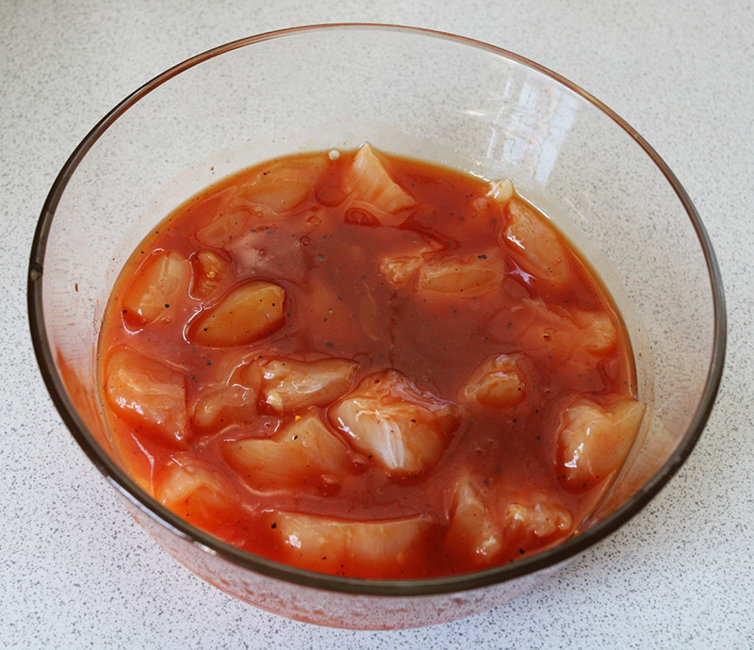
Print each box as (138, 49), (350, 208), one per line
(28, 24), (725, 629)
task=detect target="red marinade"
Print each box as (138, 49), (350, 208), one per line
(98, 144), (644, 579)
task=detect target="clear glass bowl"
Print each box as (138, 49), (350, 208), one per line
(28, 24), (726, 629)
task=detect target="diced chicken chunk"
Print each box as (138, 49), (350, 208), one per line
(502, 197), (571, 286)
(191, 281), (285, 346)
(191, 250), (229, 300)
(486, 178), (515, 204)
(267, 510), (431, 572)
(196, 154), (326, 247)
(343, 143), (415, 226)
(378, 240), (441, 287)
(446, 477), (503, 563)
(460, 353), (527, 408)
(190, 351), (263, 432)
(223, 225), (315, 288)
(511, 299), (619, 363)
(121, 251), (191, 326)
(358, 284), (385, 341)
(230, 154), (327, 214)
(557, 397), (646, 490)
(330, 370), (459, 476)
(502, 495), (573, 544)
(253, 357), (358, 413)
(446, 478), (572, 564)
(380, 254), (424, 286)
(191, 382), (258, 432)
(571, 309), (618, 354)
(104, 347), (188, 448)
(419, 251), (505, 298)
(224, 412), (351, 491)
(196, 209), (249, 248)
(155, 457), (238, 528)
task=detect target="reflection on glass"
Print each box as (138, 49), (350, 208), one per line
(478, 80), (580, 183)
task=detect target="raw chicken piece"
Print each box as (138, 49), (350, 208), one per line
(418, 250), (505, 298)
(121, 251), (191, 326)
(196, 154), (327, 247)
(378, 240), (442, 287)
(155, 456), (238, 529)
(486, 178), (515, 204)
(459, 353), (527, 408)
(446, 478), (572, 564)
(191, 250), (229, 300)
(253, 357), (359, 413)
(195, 210), (248, 249)
(220, 224), (314, 289)
(358, 283), (385, 342)
(330, 370), (459, 476)
(380, 254), (425, 287)
(266, 510), (431, 572)
(229, 154), (327, 214)
(570, 309), (617, 354)
(342, 143), (415, 226)
(446, 477), (504, 563)
(510, 299), (618, 362)
(502, 197), (571, 287)
(224, 412), (352, 491)
(557, 396), (646, 490)
(501, 495), (573, 545)
(192, 384), (258, 432)
(105, 347), (188, 448)
(191, 355), (260, 432)
(190, 281), (285, 346)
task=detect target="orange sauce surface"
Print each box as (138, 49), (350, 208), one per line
(98, 146), (640, 578)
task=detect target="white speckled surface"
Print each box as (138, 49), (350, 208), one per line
(2, 1), (752, 647)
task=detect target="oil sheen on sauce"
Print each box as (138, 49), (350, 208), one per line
(98, 144), (645, 579)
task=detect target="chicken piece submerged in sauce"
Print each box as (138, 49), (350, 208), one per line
(98, 144), (644, 579)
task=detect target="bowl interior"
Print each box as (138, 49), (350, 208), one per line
(29, 24), (725, 598)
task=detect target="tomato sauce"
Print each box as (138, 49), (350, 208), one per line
(98, 145), (643, 578)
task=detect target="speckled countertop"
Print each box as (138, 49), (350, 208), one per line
(2, 1), (752, 648)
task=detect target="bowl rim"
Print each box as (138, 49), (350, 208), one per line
(27, 22), (727, 597)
